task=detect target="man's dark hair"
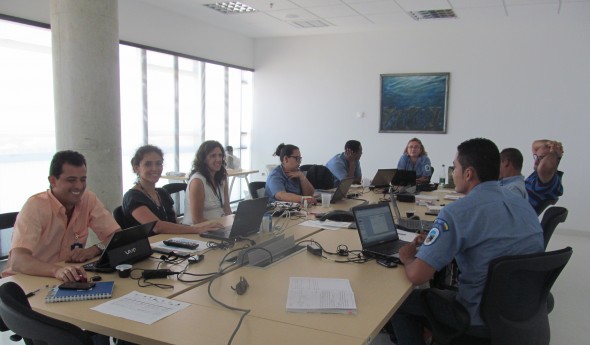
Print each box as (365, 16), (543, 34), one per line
(500, 148), (524, 171)
(49, 150), (87, 178)
(345, 140), (361, 152)
(226, 145), (233, 154)
(457, 138), (500, 182)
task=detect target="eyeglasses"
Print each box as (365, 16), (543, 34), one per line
(533, 154), (545, 162)
(288, 156), (303, 162)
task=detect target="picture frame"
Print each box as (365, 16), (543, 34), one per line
(380, 73), (450, 133)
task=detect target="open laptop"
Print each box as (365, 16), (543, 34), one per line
(369, 169), (396, 189)
(352, 203), (409, 259)
(390, 189), (434, 231)
(316, 177), (354, 203)
(200, 197), (269, 240)
(83, 221), (156, 273)
(391, 169), (417, 194)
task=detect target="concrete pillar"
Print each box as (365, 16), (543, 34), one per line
(50, 0), (122, 211)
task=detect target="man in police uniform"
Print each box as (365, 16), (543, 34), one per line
(390, 138), (544, 345)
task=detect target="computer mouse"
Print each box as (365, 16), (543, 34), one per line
(188, 254), (204, 264)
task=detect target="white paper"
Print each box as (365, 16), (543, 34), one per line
(91, 291), (190, 325)
(397, 229), (418, 242)
(286, 277), (357, 314)
(299, 220), (352, 230)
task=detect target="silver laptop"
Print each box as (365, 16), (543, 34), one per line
(352, 203), (409, 259)
(316, 177), (354, 203)
(390, 190), (434, 231)
(200, 197), (269, 240)
(369, 169), (396, 189)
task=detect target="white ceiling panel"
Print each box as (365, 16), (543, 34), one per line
(395, 0), (452, 11)
(306, 4), (359, 18)
(349, 1), (404, 15)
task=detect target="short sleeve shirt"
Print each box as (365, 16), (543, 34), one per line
(397, 154), (432, 179)
(3, 190), (119, 276)
(325, 153), (362, 185)
(265, 165), (302, 203)
(416, 181), (544, 326)
(122, 188), (176, 233)
(525, 170), (563, 211)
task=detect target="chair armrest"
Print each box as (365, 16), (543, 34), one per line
(421, 288), (471, 345)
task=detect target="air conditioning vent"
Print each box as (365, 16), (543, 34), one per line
(203, 2), (257, 14)
(409, 9), (457, 21)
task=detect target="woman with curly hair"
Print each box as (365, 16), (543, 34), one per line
(183, 140), (232, 224)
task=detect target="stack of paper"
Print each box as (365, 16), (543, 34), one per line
(444, 193), (464, 200)
(286, 277), (357, 314)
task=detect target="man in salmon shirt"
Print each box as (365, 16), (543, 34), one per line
(3, 150), (119, 282)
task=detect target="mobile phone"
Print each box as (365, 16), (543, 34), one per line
(376, 258), (398, 268)
(58, 281), (96, 290)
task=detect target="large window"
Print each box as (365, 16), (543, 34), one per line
(0, 17), (253, 215)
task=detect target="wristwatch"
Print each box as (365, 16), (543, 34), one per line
(94, 242), (106, 253)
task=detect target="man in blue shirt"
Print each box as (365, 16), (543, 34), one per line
(325, 140), (362, 186)
(390, 138), (544, 345)
(498, 147), (528, 199)
(525, 139), (564, 214)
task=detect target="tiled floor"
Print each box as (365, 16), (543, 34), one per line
(1, 231), (587, 345)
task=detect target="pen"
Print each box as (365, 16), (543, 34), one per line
(25, 288), (41, 298)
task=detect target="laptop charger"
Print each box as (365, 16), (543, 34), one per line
(307, 243), (322, 257)
(141, 269), (176, 279)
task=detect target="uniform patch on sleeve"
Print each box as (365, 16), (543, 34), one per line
(423, 228), (440, 246)
(434, 218), (449, 231)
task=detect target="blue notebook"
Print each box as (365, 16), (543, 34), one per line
(45, 281), (114, 303)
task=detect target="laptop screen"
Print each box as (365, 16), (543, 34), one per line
(371, 169), (396, 188)
(353, 203), (399, 247)
(96, 221), (156, 268)
(391, 169), (416, 187)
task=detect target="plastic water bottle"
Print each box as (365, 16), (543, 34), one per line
(439, 164), (446, 189)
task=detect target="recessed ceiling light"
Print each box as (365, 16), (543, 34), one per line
(204, 2), (257, 14)
(291, 20), (330, 29)
(409, 9), (457, 21)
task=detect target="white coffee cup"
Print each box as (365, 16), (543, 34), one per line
(321, 193), (332, 208)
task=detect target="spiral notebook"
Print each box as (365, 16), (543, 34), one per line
(45, 281), (114, 303)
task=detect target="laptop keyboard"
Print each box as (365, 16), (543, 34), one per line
(373, 241), (407, 255)
(397, 218), (434, 231)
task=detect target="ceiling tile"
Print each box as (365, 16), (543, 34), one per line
(349, 1), (404, 15)
(306, 4), (359, 18)
(395, 0), (452, 11)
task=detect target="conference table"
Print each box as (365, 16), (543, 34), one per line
(0, 188), (457, 344)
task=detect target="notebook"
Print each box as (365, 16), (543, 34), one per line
(315, 177), (354, 203)
(352, 203), (409, 259)
(200, 197), (269, 240)
(83, 221), (156, 273)
(45, 281), (114, 303)
(389, 190), (434, 231)
(369, 169), (396, 189)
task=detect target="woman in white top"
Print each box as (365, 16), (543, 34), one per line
(183, 141), (232, 224)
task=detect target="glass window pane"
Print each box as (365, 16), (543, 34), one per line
(204, 63), (225, 144)
(0, 20), (55, 213)
(179, 58), (202, 174)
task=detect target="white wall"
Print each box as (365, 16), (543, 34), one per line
(252, 17), (590, 232)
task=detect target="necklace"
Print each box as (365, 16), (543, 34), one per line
(138, 182), (162, 209)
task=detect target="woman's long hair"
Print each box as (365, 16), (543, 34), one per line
(189, 140), (227, 188)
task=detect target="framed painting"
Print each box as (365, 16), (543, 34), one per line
(380, 73), (449, 133)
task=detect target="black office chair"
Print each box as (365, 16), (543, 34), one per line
(421, 246), (573, 345)
(162, 182), (188, 217)
(248, 181), (266, 199)
(0, 281), (95, 345)
(304, 165), (335, 190)
(540, 206), (568, 250)
(113, 206), (133, 229)
(534, 198), (557, 216)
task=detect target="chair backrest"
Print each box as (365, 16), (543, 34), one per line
(113, 206), (132, 229)
(248, 182), (266, 199)
(162, 183), (187, 218)
(540, 206), (568, 249)
(299, 164), (312, 172)
(305, 165), (335, 190)
(534, 198), (557, 216)
(0, 212), (18, 262)
(480, 247), (573, 345)
(0, 282), (94, 345)
(162, 182), (187, 195)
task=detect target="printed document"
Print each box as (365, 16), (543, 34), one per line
(286, 277), (357, 314)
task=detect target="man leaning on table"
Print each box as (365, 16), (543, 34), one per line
(390, 138), (544, 345)
(325, 139), (363, 185)
(2, 150), (119, 282)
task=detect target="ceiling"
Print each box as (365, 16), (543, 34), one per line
(136, 0), (589, 38)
